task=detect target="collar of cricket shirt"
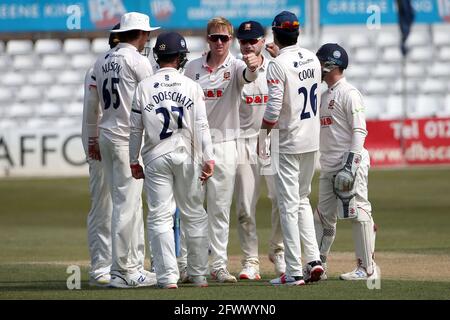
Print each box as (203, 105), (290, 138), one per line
(278, 44), (300, 55)
(156, 67), (178, 74)
(202, 51), (232, 72)
(329, 77), (346, 92)
(117, 42), (140, 52)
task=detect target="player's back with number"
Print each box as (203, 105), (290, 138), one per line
(92, 43), (153, 141)
(267, 47), (321, 153)
(135, 69), (203, 164)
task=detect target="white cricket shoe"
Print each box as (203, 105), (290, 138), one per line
(303, 260), (324, 283)
(268, 252), (286, 276)
(158, 283), (178, 289)
(269, 274), (305, 286)
(109, 270), (157, 288)
(187, 275), (209, 287)
(89, 274), (111, 287)
(238, 262), (261, 280)
(211, 268), (237, 283)
(178, 267), (190, 284)
(340, 263), (378, 281)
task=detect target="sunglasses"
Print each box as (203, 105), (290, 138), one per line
(208, 34), (231, 42)
(239, 38), (262, 45)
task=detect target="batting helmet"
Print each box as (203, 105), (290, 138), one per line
(316, 43), (349, 71)
(153, 32), (189, 56)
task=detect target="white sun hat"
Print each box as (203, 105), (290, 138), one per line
(111, 12), (160, 33)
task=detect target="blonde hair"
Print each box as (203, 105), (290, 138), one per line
(207, 17), (233, 35)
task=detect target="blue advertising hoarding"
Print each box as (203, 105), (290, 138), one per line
(320, 0), (450, 25)
(0, 0), (306, 32)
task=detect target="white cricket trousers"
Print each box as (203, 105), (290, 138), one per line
(235, 137), (283, 265)
(144, 150), (209, 286)
(314, 150), (376, 274)
(87, 159), (112, 279)
(276, 151), (321, 277)
(99, 133), (145, 275)
(178, 139), (237, 272)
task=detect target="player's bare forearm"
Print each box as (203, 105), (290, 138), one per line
(261, 120), (275, 135)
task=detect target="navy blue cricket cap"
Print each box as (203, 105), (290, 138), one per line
(236, 21), (265, 40)
(153, 32), (189, 56)
(272, 11), (300, 35)
(316, 43), (349, 69)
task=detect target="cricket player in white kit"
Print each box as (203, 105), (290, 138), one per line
(259, 11), (324, 286)
(85, 12), (159, 288)
(179, 17), (260, 283)
(83, 27), (120, 287)
(234, 21), (285, 280)
(314, 43), (378, 281)
(129, 32), (215, 289)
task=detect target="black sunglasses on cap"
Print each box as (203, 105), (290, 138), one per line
(239, 37), (262, 45)
(208, 34), (231, 42)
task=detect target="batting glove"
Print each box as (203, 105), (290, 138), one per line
(130, 163), (145, 179)
(334, 152), (357, 193)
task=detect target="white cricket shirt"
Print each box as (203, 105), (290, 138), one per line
(184, 52), (258, 143)
(239, 56), (269, 139)
(129, 67), (214, 166)
(90, 42), (153, 142)
(319, 77), (368, 171)
(263, 45), (322, 154)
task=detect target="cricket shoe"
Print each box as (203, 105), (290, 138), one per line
(109, 270), (157, 288)
(268, 252), (286, 276)
(340, 263), (378, 281)
(158, 283), (178, 289)
(89, 274), (111, 287)
(269, 274), (305, 286)
(303, 260), (324, 284)
(187, 276), (209, 287)
(238, 262), (261, 280)
(178, 267), (190, 284)
(210, 268), (237, 283)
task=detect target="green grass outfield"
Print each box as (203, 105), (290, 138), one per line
(1, 168), (449, 300)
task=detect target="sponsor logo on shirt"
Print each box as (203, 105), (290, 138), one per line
(204, 88), (224, 99)
(320, 116), (333, 127)
(245, 95), (268, 105)
(267, 79), (280, 85)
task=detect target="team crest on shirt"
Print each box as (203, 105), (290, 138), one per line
(320, 116), (332, 127)
(328, 99), (335, 109)
(223, 72), (231, 80)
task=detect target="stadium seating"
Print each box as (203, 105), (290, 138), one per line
(63, 39), (91, 54)
(34, 39), (62, 54)
(6, 40), (33, 55)
(0, 23), (448, 129)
